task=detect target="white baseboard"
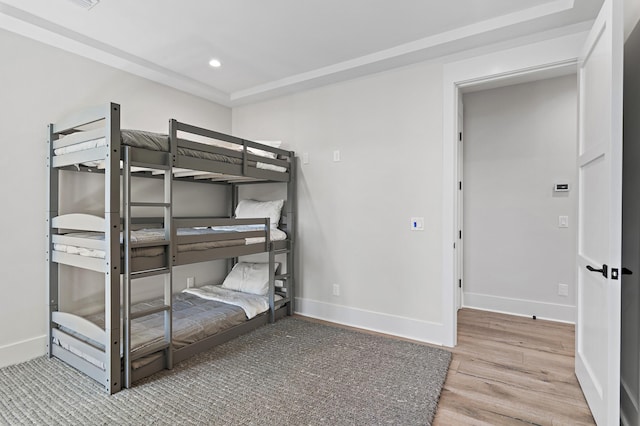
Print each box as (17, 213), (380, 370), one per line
(463, 292), (575, 323)
(295, 297), (449, 347)
(0, 335), (47, 368)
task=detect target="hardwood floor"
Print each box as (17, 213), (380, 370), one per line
(433, 308), (595, 425)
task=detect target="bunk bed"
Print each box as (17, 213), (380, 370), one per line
(46, 102), (296, 394)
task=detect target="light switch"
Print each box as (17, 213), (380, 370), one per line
(333, 150), (341, 162)
(411, 217), (424, 231)
(302, 152), (309, 164)
(559, 216), (569, 228)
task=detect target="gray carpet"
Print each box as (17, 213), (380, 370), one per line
(0, 318), (451, 425)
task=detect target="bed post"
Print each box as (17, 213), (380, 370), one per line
(287, 153), (297, 316)
(46, 123), (59, 358)
(123, 145), (133, 388)
(104, 103), (121, 394)
(229, 183), (239, 272)
(268, 219), (275, 323)
(166, 119), (177, 371)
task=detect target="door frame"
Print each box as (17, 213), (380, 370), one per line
(456, 96), (464, 311)
(441, 33), (586, 347)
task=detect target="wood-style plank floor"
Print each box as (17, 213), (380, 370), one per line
(433, 308), (595, 425)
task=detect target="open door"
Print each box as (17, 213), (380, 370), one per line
(620, 15), (640, 426)
(575, 0), (623, 424)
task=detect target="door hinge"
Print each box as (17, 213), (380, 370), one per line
(453, 242), (456, 249)
(458, 181), (462, 190)
(458, 230), (462, 239)
(458, 279), (462, 288)
(458, 132), (462, 141)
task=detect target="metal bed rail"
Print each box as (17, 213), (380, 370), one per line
(171, 119), (293, 183)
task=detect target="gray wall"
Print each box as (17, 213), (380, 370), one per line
(462, 75), (577, 321)
(233, 61), (447, 341)
(0, 28), (231, 367)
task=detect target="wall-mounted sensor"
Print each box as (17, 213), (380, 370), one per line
(411, 217), (424, 231)
(554, 183), (570, 192)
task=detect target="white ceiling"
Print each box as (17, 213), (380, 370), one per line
(0, 0), (602, 106)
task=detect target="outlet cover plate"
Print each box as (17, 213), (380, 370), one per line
(558, 283), (569, 296)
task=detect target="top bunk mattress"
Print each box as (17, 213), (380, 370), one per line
(54, 130), (286, 173)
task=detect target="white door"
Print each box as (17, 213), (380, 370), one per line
(575, 0), (623, 424)
(620, 13), (640, 425)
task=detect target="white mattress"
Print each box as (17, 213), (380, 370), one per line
(183, 285), (282, 319)
(54, 135), (286, 173)
(52, 289), (282, 370)
(54, 226), (287, 259)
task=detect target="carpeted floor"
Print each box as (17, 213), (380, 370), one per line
(0, 318), (451, 425)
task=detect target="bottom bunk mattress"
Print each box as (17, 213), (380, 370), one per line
(53, 289), (279, 371)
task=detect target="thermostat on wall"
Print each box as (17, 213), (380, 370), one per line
(554, 183), (570, 192)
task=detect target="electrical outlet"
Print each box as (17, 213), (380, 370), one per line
(558, 216), (569, 228)
(332, 283), (340, 296)
(302, 152), (310, 164)
(558, 283), (568, 296)
(187, 277), (195, 288)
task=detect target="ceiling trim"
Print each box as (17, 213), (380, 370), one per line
(0, 1), (231, 106)
(0, 0), (588, 107)
(231, 0), (578, 104)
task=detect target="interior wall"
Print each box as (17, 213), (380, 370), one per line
(462, 75), (577, 322)
(625, 0), (640, 41)
(0, 28), (231, 367)
(233, 61), (446, 342)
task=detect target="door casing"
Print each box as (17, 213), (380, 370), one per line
(442, 33), (585, 347)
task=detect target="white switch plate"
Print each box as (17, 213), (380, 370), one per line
(186, 277), (195, 288)
(558, 216), (569, 228)
(332, 283), (340, 296)
(333, 150), (341, 162)
(302, 152), (309, 164)
(411, 217), (424, 231)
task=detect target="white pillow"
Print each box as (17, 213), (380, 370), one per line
(221, 262), (280, 296)
(235, 199), (284, 228)
(248, 140), (282, 159)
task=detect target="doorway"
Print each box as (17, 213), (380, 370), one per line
(457, 75), (578, 321)
(443, 4), (623, 421)
(441, 43), (580, 347)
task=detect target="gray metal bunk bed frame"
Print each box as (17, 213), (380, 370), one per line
(46, 102), (297, 394)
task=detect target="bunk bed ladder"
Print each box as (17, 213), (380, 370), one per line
(122, 146), (173, 389)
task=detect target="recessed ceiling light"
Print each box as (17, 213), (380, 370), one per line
(208, 59), (222, 68)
